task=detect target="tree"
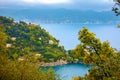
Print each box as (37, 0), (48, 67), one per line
(112, 0), (120, 16)
(117, 24), (120, 28)
(74, 27), (120, 80)
(0, 27), (7, 54)
(0, 54), (60, 80)
(0, 16), (63, 80)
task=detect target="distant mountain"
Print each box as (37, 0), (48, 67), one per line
(0, 8), (120, 24)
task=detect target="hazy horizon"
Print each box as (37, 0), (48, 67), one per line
(0, 0), (114, 11)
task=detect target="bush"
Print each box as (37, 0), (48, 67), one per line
(0, 54), (60, 80)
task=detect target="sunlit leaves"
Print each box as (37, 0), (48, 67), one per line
(74, 27), (120, 79)
(0, 54), (60, 80)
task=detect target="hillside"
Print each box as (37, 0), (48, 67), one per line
(0, 16), (66, 62)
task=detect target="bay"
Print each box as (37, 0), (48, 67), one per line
(52, 63), (90, 80)
(40, 23), (120, 50)
(39, 23), (120, 80)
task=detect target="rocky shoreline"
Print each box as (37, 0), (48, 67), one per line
(37, 59), (68, 67)
(37, 59), (85, 67)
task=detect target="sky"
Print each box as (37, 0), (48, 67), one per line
(0, 0), (115, 11)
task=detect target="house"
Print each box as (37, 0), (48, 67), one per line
(39, 37), (42, 40)
(18, 57), (24, 61)
(84, 49), (90, 55)
(35, 53), (41, 57)
(11, 37), (16, 41)
(6, 43), (12, 48)
(49, 40), (54, 45)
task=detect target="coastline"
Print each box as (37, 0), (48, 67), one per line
(37, 59), (85, 67)
(37, 59), (68, 67)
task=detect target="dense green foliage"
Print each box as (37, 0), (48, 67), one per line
(2, 16), (120, 80)
(0, 27), (8, 54)
(0, 16), (66, 62)
(0, 16), (63, 80)
(72, 27), (120, 80)
(0, 30), (59, 80)
(0, 54), (60, 80)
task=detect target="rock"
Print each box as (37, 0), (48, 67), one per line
(39, 59), (68, 67)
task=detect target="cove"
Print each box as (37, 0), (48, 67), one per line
(52, 63), (90, 80)
(39, 23), (120, 80)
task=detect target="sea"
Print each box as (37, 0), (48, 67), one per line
(40, 23), (120, 80)
(40, 23), (120, 50)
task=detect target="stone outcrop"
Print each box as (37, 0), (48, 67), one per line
(38, 59), (67, 67)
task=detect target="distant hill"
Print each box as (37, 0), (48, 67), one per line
(0, 16), (66, 62)
(0, 8), (120, 24)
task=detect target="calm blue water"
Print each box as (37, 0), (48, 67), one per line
(39, 23), (120, 80)
(40, 23), (120, 50)
(53, 63), (90, 80)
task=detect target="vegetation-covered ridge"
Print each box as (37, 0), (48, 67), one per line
(0, 16), (66, 63)
(1, 16), (120, 80)
(0, 16), (62, 80)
